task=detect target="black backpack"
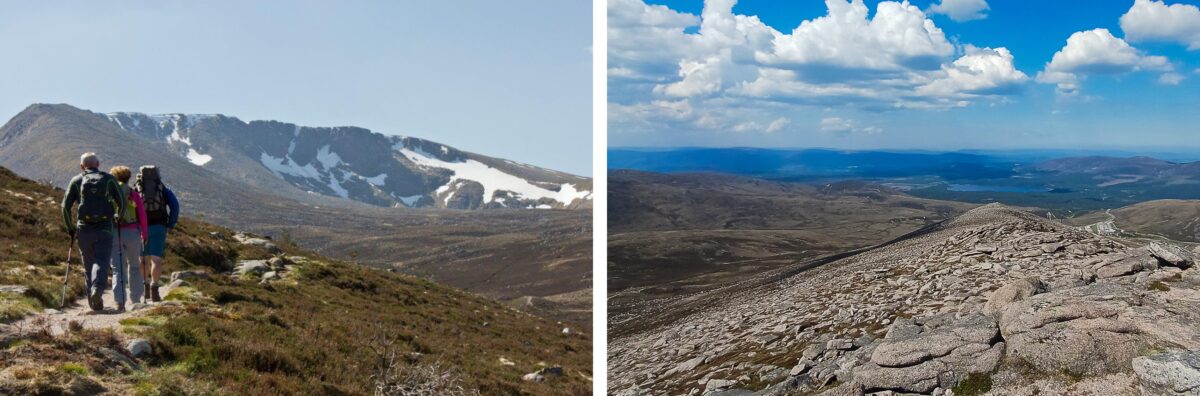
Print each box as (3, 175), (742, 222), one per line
(77, 170), (115, 224)
(136, 166), (168, 222)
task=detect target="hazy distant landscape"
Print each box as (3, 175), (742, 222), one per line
(611, 147), (1200, 216)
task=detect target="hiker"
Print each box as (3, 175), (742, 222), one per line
(61, 152), (126, 312)
(109, 166), (148, 311)
(134, 166), (178, 302)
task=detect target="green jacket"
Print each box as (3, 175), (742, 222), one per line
(61, 168), (126, 233)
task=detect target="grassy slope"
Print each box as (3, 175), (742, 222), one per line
(1110, 199), (1200, 242)
(0, 167), (591, 395)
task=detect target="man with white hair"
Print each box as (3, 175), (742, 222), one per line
(61, 152), (126, 311)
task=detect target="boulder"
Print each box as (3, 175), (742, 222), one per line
(126, 339), (152, 357)
(1094, 251), (1159, 279)
(233, 233), (280, 253)
(0, 285), (29, 295)
(999, 282), (1145, 377)
(826, 339), (853, 351)
(676, 356), (707, 373)
(854, 314), (1003, 393)
(267, 256), (290, 270)
(521, 373), (544, 382)
(235, 260), (271, 276)
(537, 366), (564, 377)
(1150, 242), (1194, 269)
(983, 277), (1046, 317)
(816, 381), (863, 396)
(1133, 350), (1200, 395)
(705, 379), (738, 392)
(802, 342), (827, 361)
(169, 270), (208, 283)
(97, 347), (138, 371)
(1048, 270), (1096, 290)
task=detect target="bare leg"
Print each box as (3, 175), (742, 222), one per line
(140, 256), (151, 285)
(151, 255), (164, 285)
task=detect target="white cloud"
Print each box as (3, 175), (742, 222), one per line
(1036, 28), (1173, 95)
(818, 117), (882, 135)
(608, 0), (1029, 136)
(755, 0), (955, 72)
(929, 0), (990, 22)
(918, 46), (1028, 98)
(1120, 0), (1200, 50)
(765, 117), (790, 133)
(1159, 72), (1185, 85)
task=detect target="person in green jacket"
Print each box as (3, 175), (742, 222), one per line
(61, 152), (126, 312)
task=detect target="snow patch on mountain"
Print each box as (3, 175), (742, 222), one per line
(316, 145), (341, 169)
(397, 146), (590, 206)
(327, 171), (349, 199)
(398, 194), (422, 207)
(186, 149), (213, 166)
(107, 112), (216, 166)
(363, 173), (387, 187)
(260, 152), (321, 179)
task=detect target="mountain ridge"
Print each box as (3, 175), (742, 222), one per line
(610, 203), (1200, 395)
(0, 103), (593, 321)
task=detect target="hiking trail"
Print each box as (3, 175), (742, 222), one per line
(5, 283), (177, 337)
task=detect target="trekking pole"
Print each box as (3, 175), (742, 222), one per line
(116, 223), (127, 308)
(61, 234), (75, 309)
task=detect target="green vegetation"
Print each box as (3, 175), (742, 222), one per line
(1149, 281), (1171, 292)
(952, 372), (993, 396)
(0, 166), (591, 395)
(57, 362), (89, 376)
(138, 258), (590, 394)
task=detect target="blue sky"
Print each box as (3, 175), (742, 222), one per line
(0, 1), (592, 176)
(609, 0), (1200, 153)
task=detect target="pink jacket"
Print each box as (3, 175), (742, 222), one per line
(119, 186), (149, 242)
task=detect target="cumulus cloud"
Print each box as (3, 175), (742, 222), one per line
(918, 46), (1028, 98)
(755, 1), (955, 73)
(1036, 28), (1173, 95)
(608, 0), (1029, 136)
(818, 117), (882, 135)
(929, 0), (990, 22)
(1120, 0), (1200, 50)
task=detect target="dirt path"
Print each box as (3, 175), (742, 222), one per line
(9, 283), (176, 337)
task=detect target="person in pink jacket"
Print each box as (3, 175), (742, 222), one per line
(109, 166), (148, 311)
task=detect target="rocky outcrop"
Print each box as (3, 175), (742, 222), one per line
(1134, 350), (1200, 395)
(983, 277), (1045, 317)
(1149, 242), (1195, 269)
(609, 204), (1200, 395)
(999, 282), (1147, 376)
(854, 314), (1003, 393)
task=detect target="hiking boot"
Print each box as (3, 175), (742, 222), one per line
(89, 293), (103, 311)
(150, 285), (161, 302)
(116, 303), (126, 312)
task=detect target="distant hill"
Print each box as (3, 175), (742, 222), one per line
(0, 104), (590, 210)
(1071, 199), (1200, 243)
(608, 147), (1015, 180)
(607, 148), (1200, 214)
(0, 104), (592, 321)
(607, 170), (974, 333)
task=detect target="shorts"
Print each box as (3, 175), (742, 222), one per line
(142, 224), (168, 257)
